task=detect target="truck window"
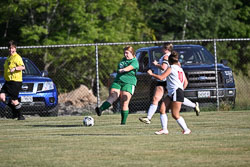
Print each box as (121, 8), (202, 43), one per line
(176, 47), (214, 65)
(138, 51), (149, 72)
(152, 49), (164, 61)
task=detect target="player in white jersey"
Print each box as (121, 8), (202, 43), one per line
(139, 43), (172, 124)
(139, 43), (200, 124)
(147, 51), (192, 134)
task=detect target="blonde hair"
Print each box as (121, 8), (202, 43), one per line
(163, 42), (173, 52)
(124, 45), (135, 57)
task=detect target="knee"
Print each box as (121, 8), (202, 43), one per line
(108, 93), (119, 104)
(0, 95), (5, 101)
(15, 103), (22, 109)
(171, 113), (180, 120)
(152, 96), (161, 103)
(11, 99), (20, 106)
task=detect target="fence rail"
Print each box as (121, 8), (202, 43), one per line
(0, 38), (250, 117)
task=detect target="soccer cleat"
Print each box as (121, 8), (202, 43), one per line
(182, 129), (191, 134)
(194, 102), (200, 116)
(11, 111), (18, 119)
(155, 129), (169, 135)
(139, 117), (151, 124)
(95, 107), (102, 116)
(17, 115), (25, 120)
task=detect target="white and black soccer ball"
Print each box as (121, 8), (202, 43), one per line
(83, 116), (94, 126)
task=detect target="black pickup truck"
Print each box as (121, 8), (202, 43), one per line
(110, 44), (236, 112)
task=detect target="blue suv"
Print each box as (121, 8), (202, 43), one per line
(0, 57), (58, 118)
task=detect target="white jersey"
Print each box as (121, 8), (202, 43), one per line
(156, 52), (170, 82)
(167, 64), (185, 96)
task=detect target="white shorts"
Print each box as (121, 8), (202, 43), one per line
(168, 88), (184, 102)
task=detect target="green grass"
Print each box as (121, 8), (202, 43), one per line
(1, 111), (250, 167)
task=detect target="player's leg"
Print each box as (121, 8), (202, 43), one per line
(171, 102), (190, 134)
(11, 99), (23, 120)
(0, 86), (17, 119)
(155, 96), (170, 135)
(148, 85), (164, 119)
(0, 93), (6, 102)
(120, 90), (132, 125)
(0, 83), (10, 104)
(9, 82), (24, 120)
(183, 97), (200, 116)
(139, 84), (164, 124)
(119, 83), (135, 125)
(171, 88), (191, 134)
(95, 82), (121, 116)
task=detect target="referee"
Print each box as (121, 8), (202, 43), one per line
(0, 40), (25, 120)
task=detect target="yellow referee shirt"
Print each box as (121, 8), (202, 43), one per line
(4, 53), (24, 82)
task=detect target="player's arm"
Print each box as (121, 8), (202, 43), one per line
(147, 67), (171, 81)
(153, 55), (169, 70)
(15, 65), (25, 71)
(10, 65), (25, 73)
(119, 65), (134, 73)
(183, 73), (188, 89)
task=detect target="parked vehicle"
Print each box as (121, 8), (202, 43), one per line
(110, 44), (236, 112)
(0, 57), (58, 118)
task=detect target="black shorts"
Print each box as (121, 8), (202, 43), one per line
(168, 88), (184, 102)
(0, 81), (22, 100)
(156, 81), (167, 91)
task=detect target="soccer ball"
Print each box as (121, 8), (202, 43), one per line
(83, 116), (94, 126)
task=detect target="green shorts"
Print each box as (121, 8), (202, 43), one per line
(111, 81), (135, 95)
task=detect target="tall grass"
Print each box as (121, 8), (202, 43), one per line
(0, 111), (250, 167)
(234, 72), (250, 109)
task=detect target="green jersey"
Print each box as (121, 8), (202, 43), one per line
(115, 57), (139, 85)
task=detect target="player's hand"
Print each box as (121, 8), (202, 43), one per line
(152, 60), (158, 66)
(10, 67), (16, 73)
(147, 69), (153, 75)
(119, 69), (125, 73)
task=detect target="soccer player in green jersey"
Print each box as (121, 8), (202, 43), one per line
(95, 45), (139, 125)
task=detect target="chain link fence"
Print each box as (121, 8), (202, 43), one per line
(0, 38), (249, 118)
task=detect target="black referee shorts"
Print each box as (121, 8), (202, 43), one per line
(0, 81), (22, 100)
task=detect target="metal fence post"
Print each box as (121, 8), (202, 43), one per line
(214, 39), (219, 110)
(95, 44), (100, 107)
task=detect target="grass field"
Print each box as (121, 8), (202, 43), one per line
(0, 111), (250, 167)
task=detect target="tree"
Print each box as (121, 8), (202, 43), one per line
(0, 0), (153, 92)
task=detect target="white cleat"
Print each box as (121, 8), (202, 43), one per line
(182, 129), (191, 135)
(139, 117), (151, 124)
(155, 129), (169, 135)
(194, 102), (200, 116)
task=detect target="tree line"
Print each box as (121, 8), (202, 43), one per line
(0, 0), (249, 92)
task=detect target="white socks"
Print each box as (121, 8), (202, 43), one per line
(176, 116), (189, 131)
(183, 98), (196, 108)
(160, 113), (168, 131)
(147, 104), (158, 120)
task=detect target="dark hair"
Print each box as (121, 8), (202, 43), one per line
(8, 40), (17, 49)
(168, 51), (179, 65)
(163, 42), (173, 52)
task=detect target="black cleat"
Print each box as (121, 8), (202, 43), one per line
(11, 111), (18, 119)
(17, 115), (25, 120)
(95, 107), (102, 116)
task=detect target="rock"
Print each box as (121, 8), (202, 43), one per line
(58, 84), (97, 108)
